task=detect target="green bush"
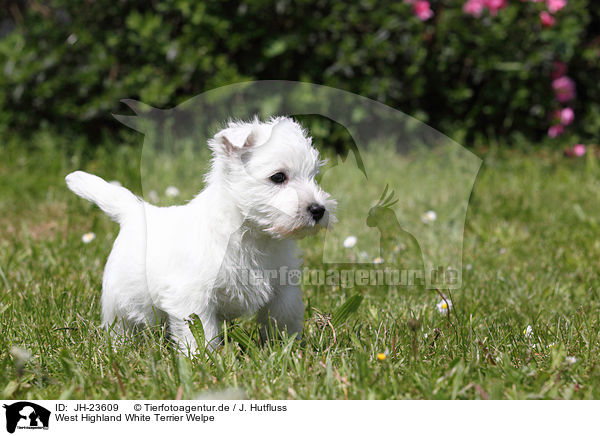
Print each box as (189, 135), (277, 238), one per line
(0, 0), (598, 144)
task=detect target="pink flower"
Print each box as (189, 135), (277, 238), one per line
(548, 124), (564, 138)
(546, 0), (567, 13)
(484, 0), (507, 15)
(463, 0), (507, 17)
(573, 144), (586, 157)
(560, 107), (574, 125)
(463, 0), (486, 17)
(552, 76), (576, 103)
(564, 144), (587, 157)
(414, 0), (434, 21)
(540, 11), (556, 27)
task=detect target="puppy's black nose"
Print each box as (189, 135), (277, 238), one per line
(308, 203), (325, 221)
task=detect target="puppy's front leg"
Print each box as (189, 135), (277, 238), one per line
(257, 285), (304, 342)
(169, 313), (221, 354)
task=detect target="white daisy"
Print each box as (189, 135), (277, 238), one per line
(165, 186), (180, 197)
(373, 257), (384, 264)
(436, 296), (452, 314)
(10, 346), (31, 375)
(343, 235), (357, 248)
(81, 232), (96, 244)
(10, 346), (31, 363)
(421, 210), (437, 224)
(524, 325), (533, 339)
(66, 34), (78, 45)
(148, 190), (160, 204)
(565, 356), (577, 365)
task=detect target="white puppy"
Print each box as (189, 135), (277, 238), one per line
(66, 117), (335, 353)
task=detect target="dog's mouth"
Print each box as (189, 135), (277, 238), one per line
(268, 224), (313, 239)
(267, 212), (333, 239)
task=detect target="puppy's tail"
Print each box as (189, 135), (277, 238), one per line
(65, 171), (141, 224)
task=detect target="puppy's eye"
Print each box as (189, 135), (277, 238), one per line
(270, 172), (287, 184)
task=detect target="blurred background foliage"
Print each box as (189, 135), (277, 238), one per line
(0, 0), (599, 147)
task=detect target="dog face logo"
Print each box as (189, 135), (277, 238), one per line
(2, 402), (50, 433)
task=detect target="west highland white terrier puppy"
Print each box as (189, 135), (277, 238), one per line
(66, 117), (336, 353)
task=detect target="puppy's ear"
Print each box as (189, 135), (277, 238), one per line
(211, 126), (258, 155)
(243, 130), (258, 148)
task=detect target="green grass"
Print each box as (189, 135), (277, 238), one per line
(2, 131), (600, 399)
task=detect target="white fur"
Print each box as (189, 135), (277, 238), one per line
(66, 117), (336, 353)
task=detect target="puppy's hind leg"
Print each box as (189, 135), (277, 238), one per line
(100, 295), (143, 349)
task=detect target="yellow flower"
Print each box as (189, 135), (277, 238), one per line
(376, 353), (387, 361)
(393, 243), (405, 253)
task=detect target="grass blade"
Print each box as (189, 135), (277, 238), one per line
(331, 294), (364, 328)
